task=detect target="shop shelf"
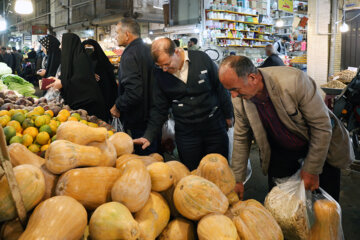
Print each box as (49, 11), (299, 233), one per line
(206, 9), (258, 17)
(207, 18), (273, 26)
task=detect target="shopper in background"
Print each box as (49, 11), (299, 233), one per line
(259, 44), (285, 68)
(1, 47), (14, 72)
(134, 38), (234, 171)
(82, 38), (118, 115)
(46, 33), (110, 121)
(219, 55), (353, 201)
(27, 48), (37, 60)
(110, 17), (158, 155)
(12, 47), (23, 75)
(173, 39), (180, 47)
(273, 36), (289, 55)
(187, 37), (201, 51)
(37, 35), (61, 78)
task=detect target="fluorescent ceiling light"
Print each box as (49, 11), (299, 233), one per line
(275, 19), (284, 27)
(15, 0), (33, 14)
(153, 6), (163, 10)
(0, 16), (6, 31)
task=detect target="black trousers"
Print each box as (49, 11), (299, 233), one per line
(175, 118), (229, 171)
(267, 147), (341, 201)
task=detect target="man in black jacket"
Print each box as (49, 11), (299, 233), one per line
(110, 18), (157, 155)
(259, 44), (285, 68)
(134, 38), (234, 170)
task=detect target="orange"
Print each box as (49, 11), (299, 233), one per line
(58, 109), (70, 118)
(23, 127), (39, 139)
(0, 110), (10, 117)
(88, 122), (98, 128)
(36, 132), (50, 145)
(0, 116), (10, 127)
(28, 144), (40, 153)
(7, 120), (22, 133)
(57, 114), (68, 122)
(40, 144), (49, 152)
(107, 130), (114, 137)
(45, 110), (54, 117)
(22, 134), (33, 147)
(35, 116), (46, 127)
(67, 117), (78, 122)
(34, 106), (45, 115)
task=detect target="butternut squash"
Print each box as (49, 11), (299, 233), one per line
(45, 140), (103, 174)
(56, 167), (120, 210)
(174, 175), (229, 220)
(0, 219), (24, 240)
(135, 192), (170, 240)
(88, 140), (117, 167)
(197, 213), (239, 240)
(227, 190), (240, 206)
(19, 196), (87, 240)
(40, 165), (58, 200)
(228, 199), (283, 240)
(111, 159), (151, 212)
(196, 153), (235, 195)
(310, 199), (341, 240)
(166, 161), (190, 186)
(161, 186), (182, 218)
(89, 202), (140, 240)
(149, 153), (164, 162)
(0, 164), (45, 222)
(56, 121), (107, 145)
(8, 143), (45, 168)
(109, 132), (134, 157)
(158, 218), (196, 240)
(147, 162), (174, 192)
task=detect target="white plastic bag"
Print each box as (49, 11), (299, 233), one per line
(111, 117), (124, 132)
(264, 170), (311, 240)
(227, 127), (234, 163)
(161, 118), (175, 153)
(44, 88), (62, 103)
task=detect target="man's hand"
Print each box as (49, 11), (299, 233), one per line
(226, 118), (234, 129)
(133, 137), (151, 150)
(37, 69), (46, 77)
(95, 74), (100, 82)
(301, 170), (319, 191)
(234, 182), (244, 200)
(46, 77), (62, 90)
(110, 105), (120, 118)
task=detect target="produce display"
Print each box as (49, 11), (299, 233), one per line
(290, 55), (307, 64)
(1, 74), (36, 98)
(321, 80), (347, 89)
(0, 119), (343, 239)
(329, 69), (357, 83)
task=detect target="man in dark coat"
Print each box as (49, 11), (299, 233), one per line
(259, 44), (285, 68)
(110, 18), (157, 155)
(134, 38), (234, 170)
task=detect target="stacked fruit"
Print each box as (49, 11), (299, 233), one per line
(0, 107), (113, 153)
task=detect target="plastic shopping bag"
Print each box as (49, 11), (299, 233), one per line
(309, 188), (344, 240)
(264, 170), (312, 240)
(44, 88), (62, 103)
(111, 117), (124, 132)
(227, 127), (234, 163)
(161, 118), (175, 153)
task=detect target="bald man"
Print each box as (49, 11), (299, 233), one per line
(218, 55), (353, 201)
(259, 44), (285, 68)
(134, 37), (233, 170)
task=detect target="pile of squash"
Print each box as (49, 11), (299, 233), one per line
(0, 121), (340, 240)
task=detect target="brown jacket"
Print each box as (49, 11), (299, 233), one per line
(231, 66), (354, 182)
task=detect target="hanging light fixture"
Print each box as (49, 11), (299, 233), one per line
(15, 0), (33, 15)
(0, 15), (6, 31)
(275, 19), (284, 27)
(340, 21), (349, 32)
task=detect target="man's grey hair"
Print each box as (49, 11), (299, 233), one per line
(265, 44), (274, 53)
(220, 56), (258, 79)
(119, 18), (140, 36)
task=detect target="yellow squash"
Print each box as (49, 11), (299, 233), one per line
(158, 218), (196, 240)
(227, 190), (240, 206)
(56, 167), (120, 210)
(174, 175), (229, 220)
(56, 121), (107, 145)
(197, 213), (239, 240)
(135, 192), (170, 240)
(166, 161), (190, 186)
(109, 132), (134, 157)
(40, 165), (58, 200)
(45, 140), (103, 174)
(196, 153), (236, 195)
(8, 143), (45, 168)
(89, 202), (140, 240)
(147, 162), (174, 192)
(0, 164), (45, 222)
(87, 140), (117, 167)
(19, 196), (87, 240)
(111, 159), (151, 212)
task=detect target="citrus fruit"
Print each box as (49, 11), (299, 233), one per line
(49, 122), (57, 133)
(7, 120), (22, 133)
(57, 114), (68, 122)
(88, 122), (98, 128)
(40, 144), (49, 152)
(108, 130), (114, 137)
(51, 135), (57, 142)
(0, 110), (10, 117)
(43, 115), (51, 124)
(35, 116), (46, 127)
(58, 109), (70, 118)
(39, 125), (52, 136)
(0, 116), (10, 127)
(9, 136), (23, 144)
(22, 134), (33, 147)
(34, 106), (45, 115)
(67, 117), (78, 122)
(11, 113), (25, 124)
(28, 144), (40, 153)
(36, 132), (50, 145)
(80, 120), (88, 125)
(45, 110), (54, 117)
(26, 111), (38, 118)
(22, 118), (35, 129)
(70, 113), (81, 121)
(23, 127), (39, 139)
(4, 126), (16, 142)
(9, 109), (22, 116)
(16, 132), (23, 137)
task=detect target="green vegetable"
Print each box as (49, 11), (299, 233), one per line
(1, 74), (35, 97)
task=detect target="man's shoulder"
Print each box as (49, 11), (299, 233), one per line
(260, 66), (305, 89)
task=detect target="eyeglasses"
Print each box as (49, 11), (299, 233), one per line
(155, 63), (171, 70)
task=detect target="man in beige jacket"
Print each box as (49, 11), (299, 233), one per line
(219, 56), (353, 201)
